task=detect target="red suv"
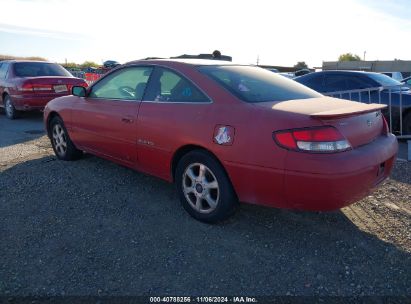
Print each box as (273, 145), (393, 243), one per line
(0, 60), (87, 119)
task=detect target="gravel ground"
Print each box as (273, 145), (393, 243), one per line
(0, 117), (410, 297)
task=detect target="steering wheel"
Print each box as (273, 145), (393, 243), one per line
(119, 86), (135, 98)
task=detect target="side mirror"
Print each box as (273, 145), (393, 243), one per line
(72, 86), (86, 97)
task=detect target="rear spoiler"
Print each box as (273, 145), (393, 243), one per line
(310, 103), (386, 119)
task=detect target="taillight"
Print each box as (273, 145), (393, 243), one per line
(273, 126), (352, 153)
(18, 83), (34, 92)
(18, 83), (53, 92)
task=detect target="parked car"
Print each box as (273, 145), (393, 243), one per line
(294, 70), (411, 134)
(279, 72), (295, 79)
(0, 60), (88, 119)
(294, 69), (311, 77)
(103, 60), (120, 69)
(267, 68), (279, 73)
(44, 60), (397, 223)
(382, 72), (404, 82)
(402, 76), (411, 89)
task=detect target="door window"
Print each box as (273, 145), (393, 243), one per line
(324, 75), (349, 92)
(89, 66), (153, 100)
(143, 67), (209, 103)
(300, 75), (324, 92)
(0, 63), (9, 79)
(345, 77), (371, 90)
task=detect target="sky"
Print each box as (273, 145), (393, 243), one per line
(0, 0), (410, 68)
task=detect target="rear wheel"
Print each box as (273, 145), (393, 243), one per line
(50, 116), (82, 160)
(175, 150), (238, 223)
(4, 95), (19, 119)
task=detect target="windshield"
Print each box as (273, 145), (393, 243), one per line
(198, 65), (322, 103)
(368, 73), (402, 87)
(14, 62), (72, 77)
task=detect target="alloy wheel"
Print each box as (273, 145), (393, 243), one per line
(5, 98), (14, 118)
(52, 124), (68, 157)
(182, 163), (220, 214)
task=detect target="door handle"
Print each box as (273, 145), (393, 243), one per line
(121, 117), (134, 123)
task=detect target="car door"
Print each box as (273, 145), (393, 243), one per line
(72, 66), (153, 164)
(136, 66), (211, 179)
(343, 76), (375, 102)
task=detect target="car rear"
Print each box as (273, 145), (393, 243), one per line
(198, 64), (398, 210)
(9, 61), (87, 111)
(268, 97), (397, 210)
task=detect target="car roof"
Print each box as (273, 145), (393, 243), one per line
(316, 70), (377, 75)
(125, 58), (240, 66)
(0, 60), (55, 64)
(296, 70), (383, 79)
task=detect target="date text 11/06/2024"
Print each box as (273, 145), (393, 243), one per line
(149, 296), (258, 303)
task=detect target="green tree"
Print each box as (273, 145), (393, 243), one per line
(80, 61), (100, 68)
(294, 61), (308, 69)
(25, 56), (47, 61)
(63, 62), (80, 69)
(338, 53), (361, 61)
(0, 54), (47, 61)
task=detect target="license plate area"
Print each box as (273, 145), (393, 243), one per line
(53, 84), (68, 93)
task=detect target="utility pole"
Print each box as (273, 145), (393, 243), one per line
(256, 55), (259, 66)
(363, 51), (366, 61)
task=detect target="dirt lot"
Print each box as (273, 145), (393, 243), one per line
(0, 113), (410, 297)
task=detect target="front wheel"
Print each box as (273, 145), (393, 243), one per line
(175, 150), (238, 223)
(50, 116), (82, 160)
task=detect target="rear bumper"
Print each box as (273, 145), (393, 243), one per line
(10, 94), (66, 111)
(225, 134), (398, 211)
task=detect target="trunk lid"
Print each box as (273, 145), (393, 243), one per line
(23, 76), (87, 94)
(257, 97), (387, 148)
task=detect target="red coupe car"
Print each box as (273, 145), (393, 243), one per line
(43, 59), (398, 222)
(0, 60), (87, 119)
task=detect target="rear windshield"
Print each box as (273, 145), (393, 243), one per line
(13, 62), (72, 77)
(368, 73), (401, 87)
(198, 65), (322, 103)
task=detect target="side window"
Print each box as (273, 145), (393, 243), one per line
(0, 63), (9, 79)
(89, 66), (153, 100)
(144, 67), (209, 103)
(324, 75), (348, 92)
(345, 77), (371, 90)
(301, 75), (323, 92)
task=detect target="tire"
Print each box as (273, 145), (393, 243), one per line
(4, 95), (19, 119)
(403, 112), (411, 135)
(49, 116), (82, 160)
(175, 150), (238, 223)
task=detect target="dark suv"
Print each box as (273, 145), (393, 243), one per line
(295, 70), (411, 135)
